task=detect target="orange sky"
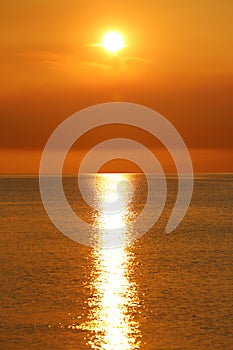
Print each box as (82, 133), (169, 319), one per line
(0, 0), (232, 173)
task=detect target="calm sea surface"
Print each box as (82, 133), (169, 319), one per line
(0, 174), (232, 350)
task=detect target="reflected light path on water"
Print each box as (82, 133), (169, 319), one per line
(85, 174), (141, 350)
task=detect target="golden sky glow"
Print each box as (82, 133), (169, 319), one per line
(0, 0), (232, 173)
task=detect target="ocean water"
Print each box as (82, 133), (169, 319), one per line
(0, 174), (232, 350)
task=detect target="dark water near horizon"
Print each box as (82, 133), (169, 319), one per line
(0, 174), (232, 350)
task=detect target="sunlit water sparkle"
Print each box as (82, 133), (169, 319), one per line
(79, 174), (141, 349)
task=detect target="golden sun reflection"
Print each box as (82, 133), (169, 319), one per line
(81, 174), (141, 349)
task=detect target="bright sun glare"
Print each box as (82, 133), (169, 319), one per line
(102, 31), (124, 53)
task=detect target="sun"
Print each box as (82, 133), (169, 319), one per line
(102, 32), (124, 53)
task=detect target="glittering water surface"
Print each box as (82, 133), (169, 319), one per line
(79, 174), (141, 349)
(0, 174), (232, 350)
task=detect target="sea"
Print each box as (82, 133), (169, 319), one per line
(0, 174), (232, 350)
